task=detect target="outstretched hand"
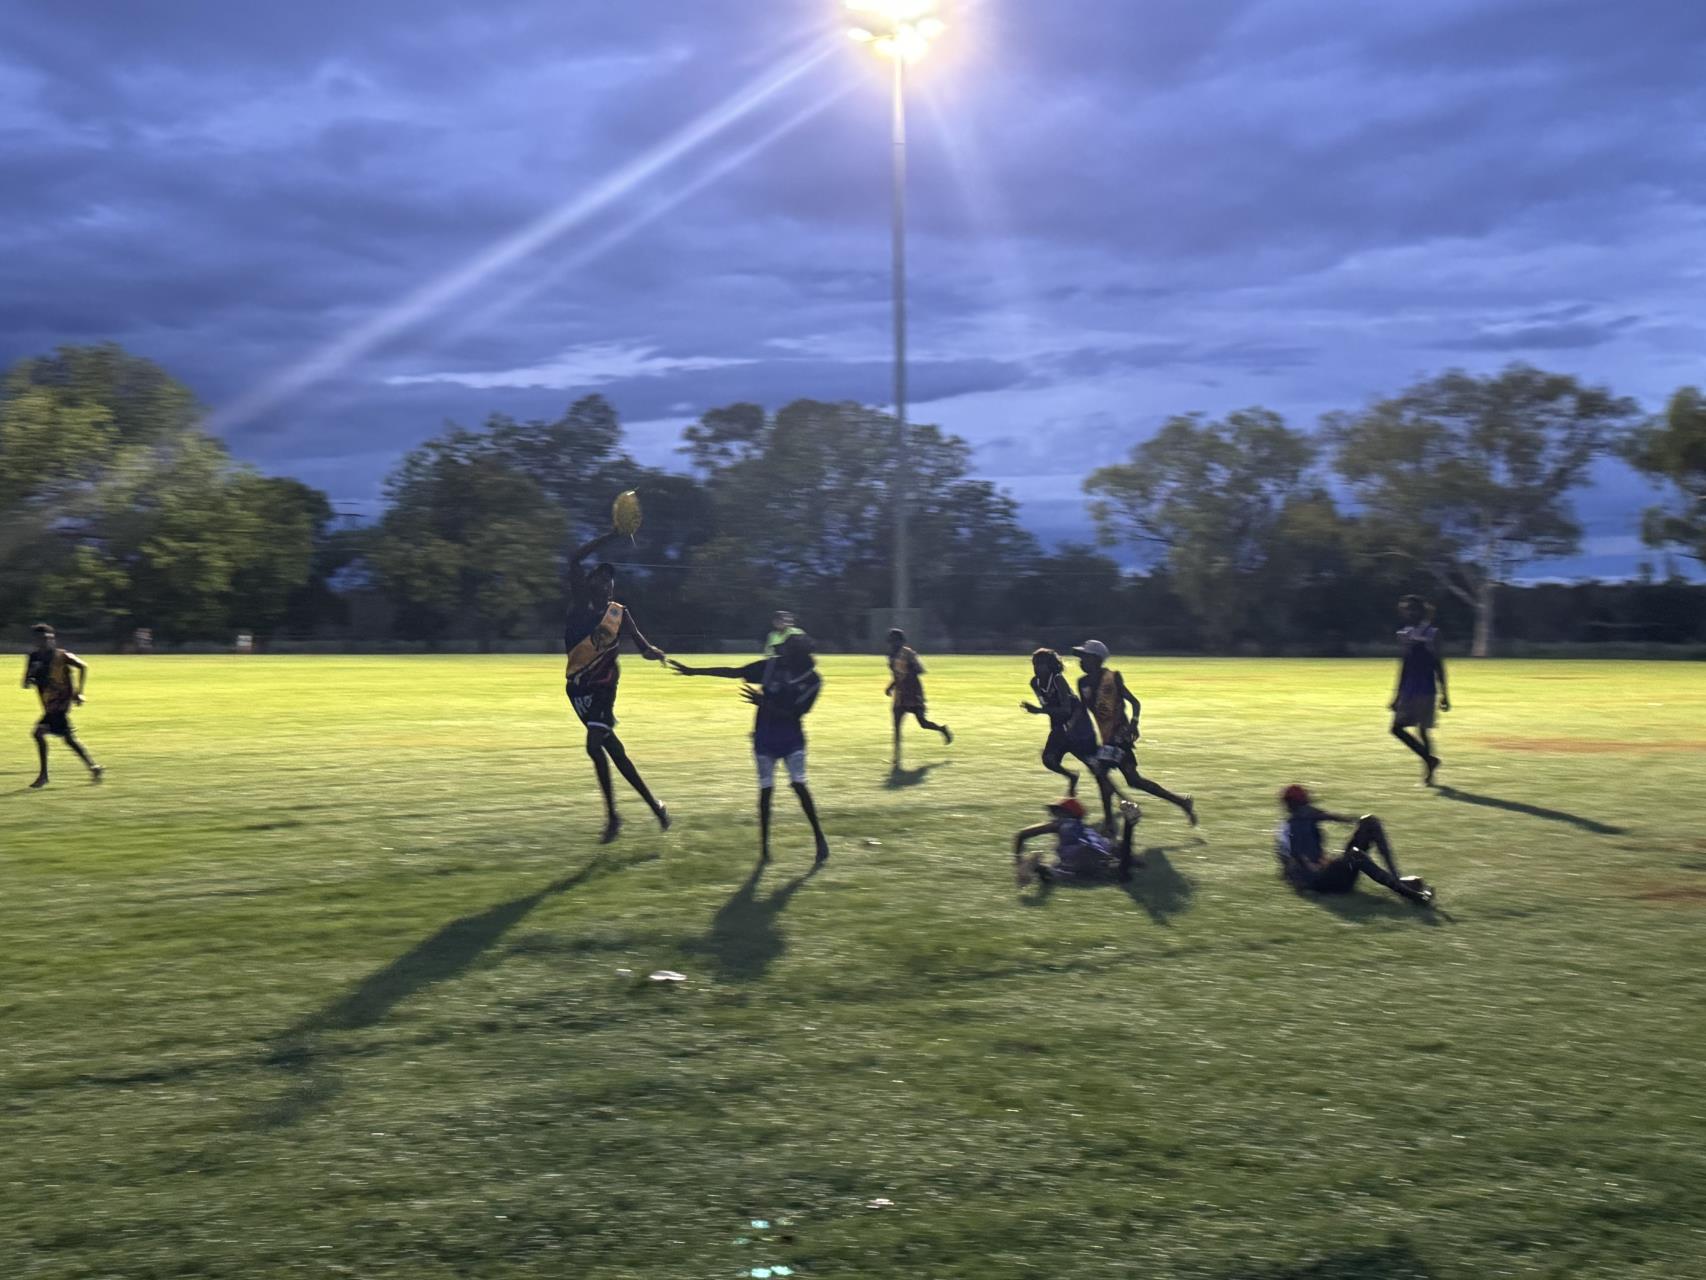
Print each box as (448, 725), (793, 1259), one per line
(1440, 695), (1452, 713)
(1021, 702), (1042, 714)
(643, 647), (667, 664)
(666, 658), (692, 675)
(739, 686), (762, 707)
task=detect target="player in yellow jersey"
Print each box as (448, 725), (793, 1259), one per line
(22, 623), (102, 788)
(564, 527), (669, 844)
(884, 628), (951, 770)
(1072, 640), (1196, 830)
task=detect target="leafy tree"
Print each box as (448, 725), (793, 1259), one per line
(369, 428), (563, 645)
(1329, 364), (1641, 655)
(1084, 409), (1321, 648)
(1625, 386), (1706, 566)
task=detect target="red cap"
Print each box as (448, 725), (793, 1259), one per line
(1048, 797), (1087, 819)
(1280, 784), (1311, 809)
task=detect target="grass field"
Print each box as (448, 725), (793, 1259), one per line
(3, 655), (1704, 1279)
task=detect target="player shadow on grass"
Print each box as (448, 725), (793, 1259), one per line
(1232, 1237), (1435, 1279)
(252, 853), (632, 1129)
(1434, 784), (1627, 836)
(686, 861), (817, 983)
(884, 761), (950, 789)
(1299, 882), (1447, 926)
(1019, 846), (1199, 925)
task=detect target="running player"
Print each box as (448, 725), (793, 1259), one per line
(1013, 797), (1144, 887)
(22, 623), (102, 788)
(564, 528), (670, 843)
(1020, 647), (1104, 799)
(885, 628), (951, 769)
(1073, 639), (1196, 828)
(1390, 595), (1450, 785)
(765, 610), (803, 656)
(670, 633), (829, 865)
(1275, 784), (1435, 905)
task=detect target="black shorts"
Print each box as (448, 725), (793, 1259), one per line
(1298, 857), (1360, 894)
(1044, 729), (1098, 767)
(566, 681), (618, 731)
(36, 709), (73, 738)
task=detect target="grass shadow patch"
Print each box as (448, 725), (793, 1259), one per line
(1119, 845), (1197, 925)
(885, 761), (951, 789)
(685, 861), (816, 983)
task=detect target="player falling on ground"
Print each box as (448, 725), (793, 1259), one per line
(22, 623), (103, 788)
(670, 632), (829, 866)
(1275, 784), (1435, 905)
(885, 628), (951, 769)
(1390, 594), (1450, 785)
(1013, 796), (1144, 888)
(564, 496), (670, 844)
(1021, 647), (1114, 801)
(1073, 639), (1196, 829)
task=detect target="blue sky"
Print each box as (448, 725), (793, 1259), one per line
(3, 0), (1703, 577)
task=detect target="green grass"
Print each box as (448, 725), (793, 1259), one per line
(3, 655), (1704, 1279)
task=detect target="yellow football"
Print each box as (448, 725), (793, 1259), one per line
(612, 490), (643, 537)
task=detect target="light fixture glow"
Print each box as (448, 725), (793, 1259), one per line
(844, 0), (943, 63)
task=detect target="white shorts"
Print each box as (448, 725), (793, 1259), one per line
(755, 749), (807, 789)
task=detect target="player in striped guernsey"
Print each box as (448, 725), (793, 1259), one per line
(563, 529), (670, 844)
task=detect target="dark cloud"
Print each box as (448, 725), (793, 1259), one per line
(2, 0), (1699, 577)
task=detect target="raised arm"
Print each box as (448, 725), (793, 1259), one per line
(570, 529), (622, 567)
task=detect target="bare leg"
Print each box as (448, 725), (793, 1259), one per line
(914, 710), (952, 745)
(758, 785), (773, 862)
(1042, 745), (1080, 796)
(891, 707), (903, 769)
(1347, 815), (1431, 903)
(604, 732), (667, 828)
(1116, 801), (1143, 880)
(1122, 758), (1196, 824)
(586, 731), (620, 840)
(31, 728), (48, 786)
(792, 781), (829, 863)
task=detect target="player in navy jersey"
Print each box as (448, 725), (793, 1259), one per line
(1013, 796), (1144, 888)
(563, 529), (670, 844)
(670, 632), (829, 866)
(1390, 595), (1451, 785)
(1274, 785), (1434, 905)
(1020, 648), (1106, 799)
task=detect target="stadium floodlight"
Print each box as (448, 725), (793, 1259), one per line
(843, 0), (947, 622)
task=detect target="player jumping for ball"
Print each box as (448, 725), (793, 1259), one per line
(1073, 640), (1196, 829)
(1013, 796), (1144, 888)
(670, 632), (829, 866)
(1391, 594), (1450, 785)
(564, 504), (670, 844)
(885, 628), (951, 770)
(22, 623), (103, 788)
(1275, 784), (1435, 906)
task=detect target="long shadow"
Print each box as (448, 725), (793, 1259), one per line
(1303, 884), (1444, 927)
(1118, 845), (1197, 926)
(1434, 784), (1627, 835)
(885, 761), (950, 790)
(689, 861), (815, 983)
(255, 856), (616, 1128)
(1230, 1238), (1435, 1279)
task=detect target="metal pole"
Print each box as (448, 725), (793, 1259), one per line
(890, 52), (911, 615)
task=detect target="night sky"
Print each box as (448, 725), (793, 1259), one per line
(4, 0), (1703, 576)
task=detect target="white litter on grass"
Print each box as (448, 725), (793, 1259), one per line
(866, 1198), (894, 1210)
(648, 970), (686, 983)
(864, 839), (882, 847)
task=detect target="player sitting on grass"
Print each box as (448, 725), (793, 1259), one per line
(22, 623), (103, 789)
(670, 632), (830, 866)
(1013, 796), (1143, 888)
(1275, 785), (1435, 905)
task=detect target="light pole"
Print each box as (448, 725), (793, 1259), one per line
(846, 1), (945, 621)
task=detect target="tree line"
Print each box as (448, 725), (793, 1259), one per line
(3, 343), (1704, 655)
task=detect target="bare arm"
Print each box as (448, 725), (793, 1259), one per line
(65, 653), (87, 700)
(21, 657), (30, 690)
(1012, 820), (1059, 857)
(669, 661), (754, 679)
(570, 529), (622, 566)
(618, 610), (664, 662)
(1435, 645), (1450, 709)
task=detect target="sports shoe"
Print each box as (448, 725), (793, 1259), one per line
(1398, 875), (1434, 904)
(1118, 799), (1143, 823)
(655, 803), (670, 832)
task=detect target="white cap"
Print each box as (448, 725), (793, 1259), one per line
(1072, 639), (1110, 659)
